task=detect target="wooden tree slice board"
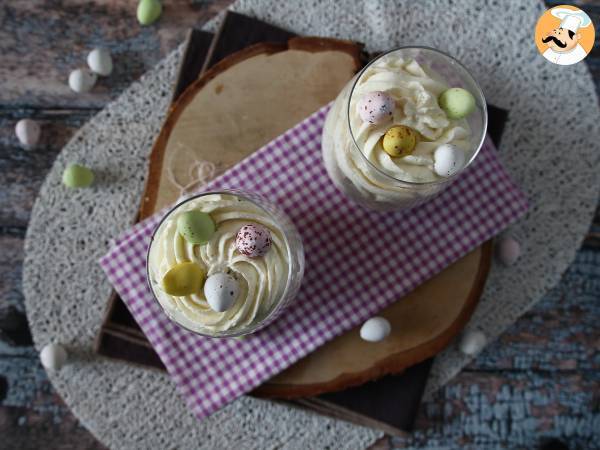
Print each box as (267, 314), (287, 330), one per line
(139, 37), (364, 218)
(141, 37), (492, 398)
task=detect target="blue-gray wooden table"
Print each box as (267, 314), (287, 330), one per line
(0, 1), (598, 449)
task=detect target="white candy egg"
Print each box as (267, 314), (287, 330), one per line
(15, 118), (41, 148)
(68, 68), (97, 93)
(359, 316), (391, 342)
(87, 48), (113, 76)
(433, 144), (466, 177)
(459, 330), (487, 356)
(40, 343), (68, 371)
(496, 236), (520, 266)
(204, 273), (240, 312)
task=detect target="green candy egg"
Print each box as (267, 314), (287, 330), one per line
(137, 0), (162, 26)
(161, 261), (205, 296)
(62, 164), (94, 188)
(177, 210), (215, 244)
(382, 125), (418, 157)
(438, 88), (476, 120)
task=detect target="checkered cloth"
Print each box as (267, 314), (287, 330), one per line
(100, 104), (528, 420)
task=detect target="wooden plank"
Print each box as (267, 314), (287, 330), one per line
(0, 0), (235, 109)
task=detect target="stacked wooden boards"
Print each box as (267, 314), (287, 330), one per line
(96, 11), (507, 434)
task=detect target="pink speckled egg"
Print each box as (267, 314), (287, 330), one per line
(236, 223), (272, 258)
(357, 91), (395, 125)
(496, 236), (521, 266)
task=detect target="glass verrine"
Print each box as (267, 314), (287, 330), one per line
(146, 190), (304, 338)
(322, 46), (488, 211)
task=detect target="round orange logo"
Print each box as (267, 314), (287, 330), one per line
(535, 5), (595, 66)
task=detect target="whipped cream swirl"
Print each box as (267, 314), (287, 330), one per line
(148, 193), (290, 334)
(322, 52), (474, 208)
(350, 55), (472, 182)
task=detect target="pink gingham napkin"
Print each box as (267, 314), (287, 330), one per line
(100, 104), (528, 420)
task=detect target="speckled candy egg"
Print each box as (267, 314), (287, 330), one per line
(459, 330), (487, 356)
(87, 48), (113, 76)
(161, 261), (205, 297)
(433, 144), (466, 177)
(62, 163), (94, 188)
(360, 317), (391, 342)
(177, 210), (215, 244)
(40, 343), (68, 371)
(236, 223), (272, 258)
(15, 118), (41, 148)
(382, 125), (418, 157)
(204, 273), (240, 312)
(357, 91), (395, 125)
(68, 68), (97, 94)
(438, 88), (475, 120)
(496, 235), (521, 266)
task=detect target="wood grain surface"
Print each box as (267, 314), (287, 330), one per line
(1, 1), (599, 449)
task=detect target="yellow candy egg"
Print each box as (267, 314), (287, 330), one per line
(161, 262), (205, 296)
(381, 125), (418, 157)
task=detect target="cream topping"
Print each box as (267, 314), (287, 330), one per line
(148, 193), (290, 333)
(348, 54), (472, 183)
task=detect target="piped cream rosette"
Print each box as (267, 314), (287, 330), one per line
(348, 55), (473, 183)
(148, 193), (290, 334)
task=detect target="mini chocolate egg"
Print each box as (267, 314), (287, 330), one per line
(357, 91), (395, 125)
(433, 144), (466, 177)
(87, 48), (113, 76)
(40, 343), (68, 371)
(68, 68), (97, 93)
(438, 88), (475, 119)
(236, 224), (272, 258)
(496, 236), (520, 266)
(15, 118), (41, 148)
(459, 330), (487, 356)
(137, 0), (162, 25)
(161, 261), (205, 296)
(204, 273), (239, 312)
(360, 317), (391, 342)
(62, 163), (94, 188)
(177, 210), (215, 244)
(382, 125), (418, 157)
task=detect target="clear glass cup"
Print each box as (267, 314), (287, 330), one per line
(322, 46), (488, 211)
(146, 190), (305, 338)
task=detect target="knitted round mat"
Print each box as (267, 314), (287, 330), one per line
(23, 1), (600, 448)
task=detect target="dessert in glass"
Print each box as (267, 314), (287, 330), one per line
(322, 46), (488, 211)
(147, 190), (304, 337)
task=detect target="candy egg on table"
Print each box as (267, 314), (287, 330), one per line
(459, 330), (487, 356)
(40, 343), (68, 371)
(236, 223), (272, 258)
(62, 163), (94, 188)
(87, 48), (113, 76)
(433, 144), (466, 177)
(204, 272), (240, 312)
(360, 316), (391, 342)
(381, 125), (418, 157)
(438, 87), (475, 120)
(68, 68), (97, 93)
(15, 118), (41, 148)
(496, 235), (521, 266)
(161, 261), (205, 296)
(177, 210), (215, 244)
(137, 0), (162, 25)
(357, 91), (395, 125)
